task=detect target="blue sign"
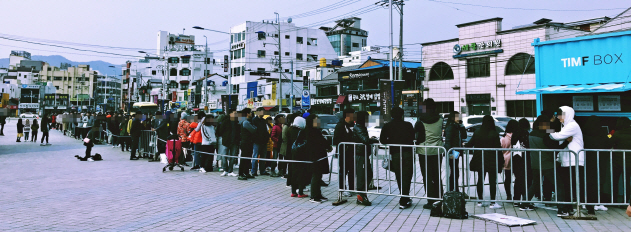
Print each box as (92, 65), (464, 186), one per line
(301, 90), (310, 109)
(247, 81), (258, 99)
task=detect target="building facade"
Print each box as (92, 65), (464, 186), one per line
(94, 75), (122, 112)
(39, 63), (97, 109)
(421, 17), (595, 118)
(323, 17), (368, 56)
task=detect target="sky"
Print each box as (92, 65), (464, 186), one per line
(0, 0), (628, 65)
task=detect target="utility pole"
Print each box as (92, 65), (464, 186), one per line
(389, 0), (393, 82)
(275, 12), (283, 111)
(290, 60), (293, 113)
(398, 1), (403, 81)
(203, 35), (208, 111)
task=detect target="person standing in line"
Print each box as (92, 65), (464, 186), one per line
(549, 106), (584, 217)
(16, 119), (24, 142)
(119, 115), (130, 152)
(110, 114), (120, 148)
(354, 111), (379, 206)
(501, 120), (520, 203)
(380, 107), (416, 209)
(31, 119), (39, 142)
(252, 108), (270, 176)
(333, 109), (356, 203)
(40, 114), (51, 145)
(465, 115), (504, 209)
(239, 108), (256, 180)
(177, 112), (191, 166)
(414, 98), (444, 209)
(288, 116), (307, 198)
(196, 115), (217, 173)
(217, 109), (240, 177)
(305, 114), (332, 203)
(610, 117), (631, 207)
(23, 119), (31, 141)
(0, 114), (6, 136)
(215, 113), (227, 173)
(517, 118), (533, 204)
(270, 115), (284, 177)
(128, 111), (143, 160)
(581, 115), (613, 215)
(264, 116), (274, 173)
(152, 111), (169, 162)
(51, 114), (56, 130)
(443, 111), (467, 193)
(281, 114), (297, 182)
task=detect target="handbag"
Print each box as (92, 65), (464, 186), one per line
(291, 130), (307, 155)
(83, 138), (90, 143)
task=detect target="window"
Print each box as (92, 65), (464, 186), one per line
(180, 69), (191, 76)
(64, 77), (67, 81)
(296, 70), (303, 76)
(317, 86), (337, 96)
(241, 49), (245, 58)
(307, 38), (317, 46)
(306, 71), (310, 77)
(352, 42), (359, 48)
(296, 37), (303, 44)
(285, 35), (290, 39)
(182, 57), (190, 64)
(170, 81), (178, 89)
(296, 53), (303, 60)
(47, 77), (51, 81)
(54, 77), (62, 81)
(168, 57), (179, 64)
(68, 86), (71, 89)
(429, 62), (454, 81)
(506, 100), (536, 118)
(170, 68), (177, 76)
(204, 58), (211, 64)
(257, 50), (266, 58)
(285, 52), (290, 56)
(204, 70), (210, 76)
(467, 57), (490, 78)
(258, 33), (266, 40)
(55, 86), (59, 90)
(285, 69), (289, 73)
(435, 101), (455, 113)
(180, 83), (189, 90)
(274, 51), (279, 56)
(307, 54), (318, 62)
(68, 77), (72, 81)
(506, 53), (535, 75)
(257, 68), (265, 72)
(362, 39), (366, 47)
(152, 70), (156, 75)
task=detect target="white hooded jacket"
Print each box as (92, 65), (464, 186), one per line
(550, 106), (584, 167)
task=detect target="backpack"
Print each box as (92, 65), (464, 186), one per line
(93, 153), (103, 161)
(291, 130), (307, 156)
(442, 191), (468, 219)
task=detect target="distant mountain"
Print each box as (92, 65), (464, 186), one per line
(0, 55), (121, 78)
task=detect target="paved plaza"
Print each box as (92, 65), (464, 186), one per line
(1, 121), (631, 231)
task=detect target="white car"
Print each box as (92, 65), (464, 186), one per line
(368, 117), (417, 141)
(19, 113), (39, 119)
(462, 115), (513, 128)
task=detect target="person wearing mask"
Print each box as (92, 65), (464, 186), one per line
(24, 119), (31, 141)
(281, 114), (297, 182)
(129, 112), (143, 160)
(151, 111), (169, 162)
(288, 116), (308, 198)
(465, 115), (503, 209)
(16, 119), (24, 142)
(538, 110), (559, 202)
(196, 115), (217, 173)
(610, 117), (631, 207)
(270, 115), (285, 177)
(217, 109), (240, 177)
(40, 114), (51, 146)
(119, 115), (130, 152)
(239, 108), (256, 180)
(581, 116), (613, 215)
(414, 98), (444, 209)
(252, 108), (271, 176)
(518, 115), (570, 216)
(31, 119), (39, 142)
(354, 111), (379, 206)
(550, 106), (584, 216)
(333, 109), (356, 203)
(380, 107), (415, 209)
(443, 111), (467, 193)
(304, 114), (332, 203)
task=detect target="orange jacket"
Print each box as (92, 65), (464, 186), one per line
(189, 122), (202, 144)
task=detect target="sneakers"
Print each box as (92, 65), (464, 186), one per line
(228, 172), (238, 177)
(246, 174), (255, 179)
(291, 193), (298, 197)
(595, 205), (608, 211)
(190, 166), (200, 171)
(519, 204), (535, 211)
(220, 171), (228, 176)
(342, 192), (352, 197)
(357, 195), (371, 206)
(310, 199), (323, 203)
(270, 172), (279, 177)
(477, 202), (483, 207)
(297, 194), (309, 198)
(238, 175), (248, 180)
(489, 203), (503, 209)
(199, 168), (207, 173)
(557, 210), (569, 217)
(130, 157), (139, 160)
(399, 200), (412, 209)
(319, 197), (328, 202)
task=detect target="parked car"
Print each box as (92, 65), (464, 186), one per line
(318, 114), (341, 144)
(19, 113), (39, 119)
(463, 122), (507, 143)
(462, 115), (513, 128)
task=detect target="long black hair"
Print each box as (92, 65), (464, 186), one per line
(477, 115), (496, 136)
(286, 114), (296, 126)
(17, 119), (23, 127)
(504, 119), (520, 136)
(518, 118), (531, 132)
(355, 111), (369, 127)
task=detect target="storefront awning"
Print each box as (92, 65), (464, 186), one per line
(336, 95), (346, 104)
(516, 83), (631, 95)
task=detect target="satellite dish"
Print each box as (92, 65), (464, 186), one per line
(287, 18), (292, 23)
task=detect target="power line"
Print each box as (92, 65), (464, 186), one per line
(428, 0), (629, 12)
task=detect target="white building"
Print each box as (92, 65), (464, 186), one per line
(8, 51), (31, 70)
(94, 75), (122, 112)
(420, 17), (602, 117)
(229, 20), (338, 108)
(339, 46), (389, 67)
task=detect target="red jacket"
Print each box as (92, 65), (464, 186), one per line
(189, 122), (202, 144)
(271, 123), (282, 149)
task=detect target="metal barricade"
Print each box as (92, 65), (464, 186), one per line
(336, 142), (447, 204)
(578, 149), (631, 208)
(139, 130), (157, 157)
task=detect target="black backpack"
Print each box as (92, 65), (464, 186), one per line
(442, 191), (468, 219)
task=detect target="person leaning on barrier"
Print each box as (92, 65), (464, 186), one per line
(129, 111), (143, 160)
(379, 106), (415, 209)
(353, 111), (379, 206)
(610, 117), (631, 207)
(414, 98), (444, 209)
(582, 115), (613, 215)
(443, 111), (467, 193)
(518, 115), (570, 215)
(239, 108), (256, 180)
(549, 106), (584, 217)
(465, 115), (503, 209)
(333, 108), (356, 202)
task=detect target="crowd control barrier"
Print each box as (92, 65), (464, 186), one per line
(139, 130), (157, 157)
(578, 149), (631, 208)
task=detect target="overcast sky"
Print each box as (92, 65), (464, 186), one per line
(0, 0), (627, 65)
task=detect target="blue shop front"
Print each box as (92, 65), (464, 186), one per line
(518, 30), (631, 129)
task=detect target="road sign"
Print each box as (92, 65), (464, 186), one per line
(301, 90), (310, 109)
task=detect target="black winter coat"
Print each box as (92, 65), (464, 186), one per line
(443, 122), (467, 152)
(253, 116), (270, 144)
(306, 129), (330, 174)
(380, 118), (415, 154)
(353, 124), (378, 157)
(465, 129), (503, 173)
(333, 120), (355, 156)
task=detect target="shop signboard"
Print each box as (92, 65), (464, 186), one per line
(573, 96), (594, 111)
(311, 98), (336, 105)
(598, 95), (620, 111)
(221, 95), (238, 112)
(208, 99), (217, 109)
(19, 103), (39, 109)
(301, 89), (310, 109)
(347, 93), (380, 103)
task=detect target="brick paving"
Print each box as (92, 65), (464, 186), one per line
(1, 121), (631, 231)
